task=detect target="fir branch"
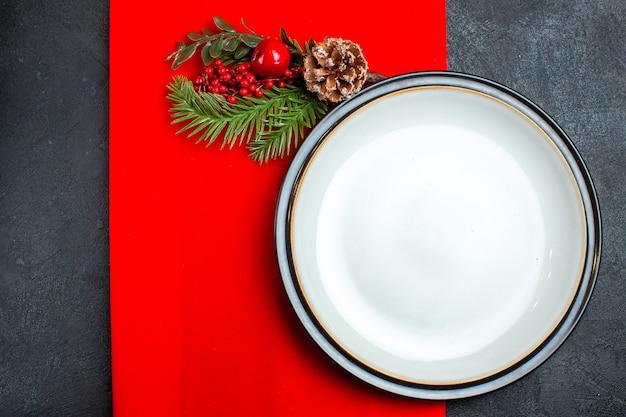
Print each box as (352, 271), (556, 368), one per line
(247, 91), (326, 162)
(166, 75), (328, 162)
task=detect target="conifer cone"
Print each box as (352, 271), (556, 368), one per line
(303, 37), (368, 103)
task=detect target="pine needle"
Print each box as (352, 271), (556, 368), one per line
(166, 75), (328, 163)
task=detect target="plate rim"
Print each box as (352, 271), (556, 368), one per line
(274, 71), (602, 400)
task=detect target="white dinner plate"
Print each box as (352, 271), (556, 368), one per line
(275, 72), (601, 399)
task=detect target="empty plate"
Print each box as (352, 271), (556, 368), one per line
(275, 72), (601, 399)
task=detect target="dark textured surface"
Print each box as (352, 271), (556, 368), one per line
(0, 0), (112, 415)
(0, 0), (624, 415)
(446, 0), (626, 416)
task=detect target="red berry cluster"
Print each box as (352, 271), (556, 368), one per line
(193, 59), (303, 104)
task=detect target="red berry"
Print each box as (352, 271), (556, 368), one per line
(254, 89), (264, 98)
(277, 80), (285, 88)
(264, 80), (274, 89)
(250, 38), (291, 78)
(213, 59), (223, 67)
(239, 88), (250, 96)
(227, 95), (237, 104)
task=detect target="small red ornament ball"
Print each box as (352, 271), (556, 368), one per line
(250, 38), (291, 78)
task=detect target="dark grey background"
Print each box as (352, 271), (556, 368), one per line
(0, 0), (623, 416)
(0, 1), (112, 415)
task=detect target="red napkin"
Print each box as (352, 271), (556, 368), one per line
(110, 2), (447, 415)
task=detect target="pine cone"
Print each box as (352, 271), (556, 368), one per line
(303, 37), (368, 103)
